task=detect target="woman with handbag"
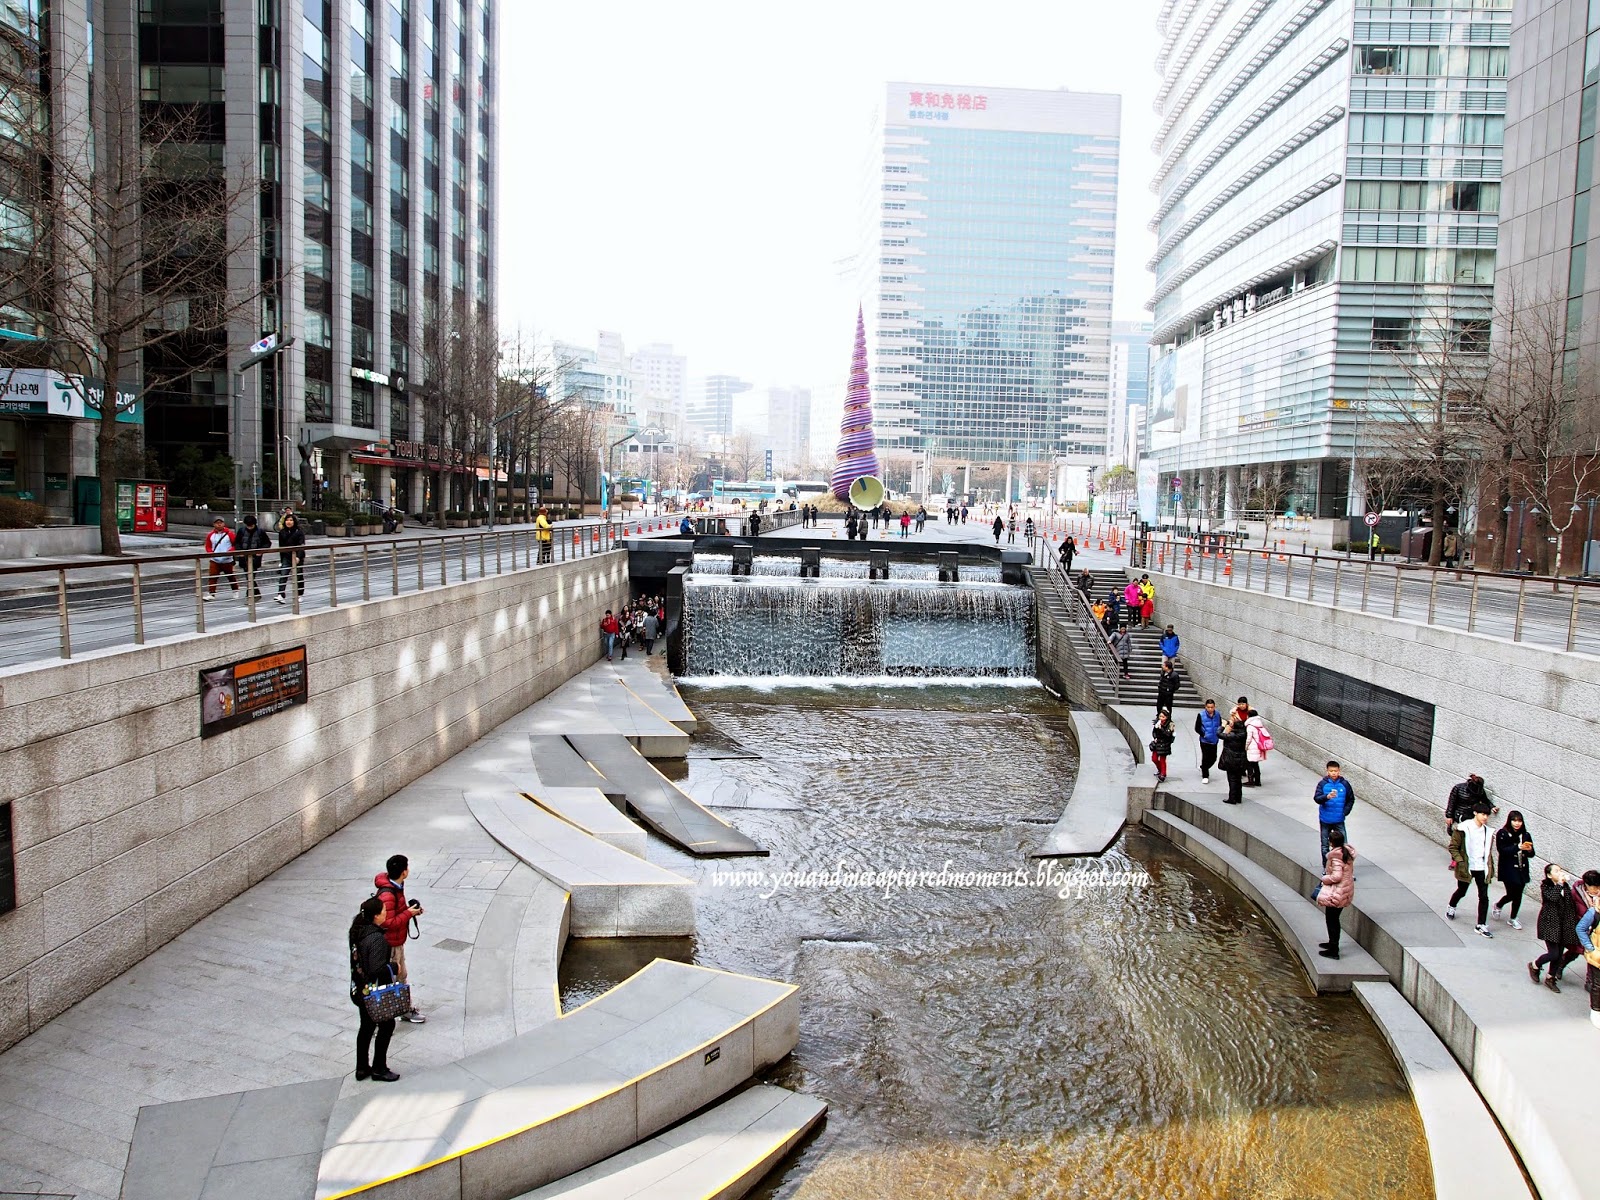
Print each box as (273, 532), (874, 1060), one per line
(1149, 710), (1175, 784)
(350, 896), (401, 1082)
(1217, 716), (1248, 805)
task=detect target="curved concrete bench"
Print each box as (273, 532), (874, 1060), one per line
(566, 733), (766, 857)
(466, 791), (695, 937)
(1353, 981), (1531, 1200)
(603, 662), (698, 732)
(512, 1084), (824, 1199)
(315, 959), (799, 1200)
(1142, 807), (1387, 992)
(528, 786), (650, 858)
(1032, 710), (1136, 858)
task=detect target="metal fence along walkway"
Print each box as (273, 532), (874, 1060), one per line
(1128, 534), (1600, 657)
(0, 517), (693, 668)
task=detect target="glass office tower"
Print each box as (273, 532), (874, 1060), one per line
(1147, 0), (1509, 522)
(867, 83), (1120, 499)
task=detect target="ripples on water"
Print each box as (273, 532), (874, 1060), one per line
(559, 684), (1432, 1200)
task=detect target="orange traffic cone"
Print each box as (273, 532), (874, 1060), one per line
(1223, 555), (1232, 576)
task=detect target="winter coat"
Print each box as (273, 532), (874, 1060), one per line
(1494, 825), (1534, 886)
(1445, 780), (1487, 826)
(1217, 724), (1248, 772)
(1159, 633), (1180, 659)
(373, 871), (413, 949)
(1318, 847), (1356, 908)
(1194, 709), (1221, 744)
(277, 519), (307, 562)
(642, 613), (659, 639)
(1150, 721), (1175, 756)
(1156, 673), (1179, 710)
(1535, 877), (1579, 946)
(1124, 581), (1142, 608)
(1312, 775), (1355, 825)
(350, 922), (393, 997)
(205, 527), (234, 563)
(1245, 715), (1268, 763)
(1113, 633), (1132, 664)
(235, 525), (271, 556)
(1449, 822), (1494, 882)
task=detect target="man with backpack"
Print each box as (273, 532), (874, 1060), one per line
(373, 854), (426, 1024)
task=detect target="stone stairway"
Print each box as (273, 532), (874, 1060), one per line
(1031, 565), (1204, 710)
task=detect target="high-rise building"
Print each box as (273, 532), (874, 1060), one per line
(766, 386), (813, 474)
(1498, 0), (1595, 372)
(1106, 320), (1152, 469)
(685, 374), (752, 444)
(629, 343), (688, 435)
(864, 83), (1120, 500)
(0, 1), (498, 516)
(1146, 0), (1508, 522)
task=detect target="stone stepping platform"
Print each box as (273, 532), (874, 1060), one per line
(1353, 981), (1531, 1200)
(1142, 807), (1388, 992)
(315, 960), (799, 1200)
(465, 791), (694, 937)
(566, 733), (766, 857)
(512, 1084), (824, 1200)
(594, 662), (698, 733)
(1031, 710), (1135, 857)
(528, 785), (650, 858)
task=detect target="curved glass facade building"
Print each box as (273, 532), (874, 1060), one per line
(1147, 0), (1509, 521)
(866, 84), (1120, 498)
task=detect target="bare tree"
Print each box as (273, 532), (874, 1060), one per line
(1361, 303), (1487, 563)
(726, 432), (762, 482)
(0, 41), (268, 553)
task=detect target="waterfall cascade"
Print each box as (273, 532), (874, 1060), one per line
(681, 574), (1034, 679)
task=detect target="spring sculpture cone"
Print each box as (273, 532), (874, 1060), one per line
(831, 306), (882, 501)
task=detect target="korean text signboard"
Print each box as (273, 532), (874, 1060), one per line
(199, 645), (308, 738)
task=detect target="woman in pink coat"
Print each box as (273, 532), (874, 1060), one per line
(1123, 579), (1142, 614)
(1317, 827), (1356, 959)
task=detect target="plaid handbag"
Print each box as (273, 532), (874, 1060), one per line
(360, 965), (412, 1022)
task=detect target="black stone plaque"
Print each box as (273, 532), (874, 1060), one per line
(0, 802), (14, 915)
(1293, 659), (1434, 764)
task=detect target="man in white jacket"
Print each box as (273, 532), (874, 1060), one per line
(1447, 803), (1496, 937)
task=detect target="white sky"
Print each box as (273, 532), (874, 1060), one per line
(497, 1), (1161, 428)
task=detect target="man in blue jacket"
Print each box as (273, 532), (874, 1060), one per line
(1193, 699), (1221, 782)
(1313, 761), (1356, 859)
(1160, 624), (1180, 665)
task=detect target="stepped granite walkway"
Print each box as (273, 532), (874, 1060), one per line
(1107, 702), (1598, 1200)
(0, 656), (775, 1200)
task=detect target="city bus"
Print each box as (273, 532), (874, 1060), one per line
(711, 479), (799, 504)
(788, 479), (830, 496)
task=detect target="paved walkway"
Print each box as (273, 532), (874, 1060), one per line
(0, 515), (707, 670)
(0, 670), (605, 1199)
(1115, 702), (1599, 1200)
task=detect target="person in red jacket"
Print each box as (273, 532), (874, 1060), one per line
(600, 609), (621, 661)
(374, 854), (425, 1024)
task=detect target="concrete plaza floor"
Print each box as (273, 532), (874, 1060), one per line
(0, 679), (574, 1200)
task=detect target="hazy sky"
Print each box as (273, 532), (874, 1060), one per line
(498, 1), (1160, 417)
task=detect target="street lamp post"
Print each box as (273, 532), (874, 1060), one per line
(234, 333), (294, 523)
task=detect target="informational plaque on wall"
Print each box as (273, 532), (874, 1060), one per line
(199, 645), (309, 738)
(1293, 659), (1434, 764)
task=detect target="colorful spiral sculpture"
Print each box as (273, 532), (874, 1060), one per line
(831, 306), (882, 501)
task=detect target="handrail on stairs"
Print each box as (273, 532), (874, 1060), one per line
(1038, 558), (1123, 702)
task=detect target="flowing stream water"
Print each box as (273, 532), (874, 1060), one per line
(560, 683), (1433, 1200)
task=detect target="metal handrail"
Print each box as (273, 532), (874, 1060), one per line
(0, 512), (730, 664)
(1136, 530), (1600, 655)
(1039, 556), (1123, 699)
